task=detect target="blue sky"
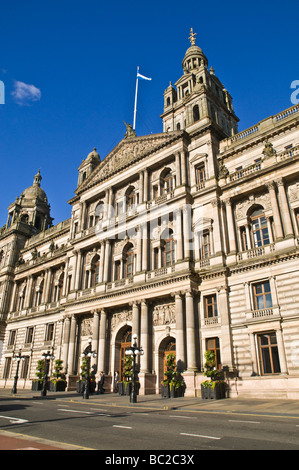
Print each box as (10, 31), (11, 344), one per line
(0, 0), (298, 227)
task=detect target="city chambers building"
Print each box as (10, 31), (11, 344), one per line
(1, 30), (299, 398)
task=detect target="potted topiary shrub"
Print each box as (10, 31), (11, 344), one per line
(119, 355), (133, 396)
(50, 359), (67, 392)
(32, 359), (46, 391)
(161, 353), (184, 398)
(77, 356), (87, 393)
(201, 350), (226, 400)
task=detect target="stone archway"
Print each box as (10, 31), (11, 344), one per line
(114, 325), (132, 381)
(158, 336), (176, 391)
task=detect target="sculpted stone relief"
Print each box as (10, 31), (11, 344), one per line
(235, 193), (271, 219)
(87, 134), (175, 186)
(288, 182), (299, 202)
(153, 302), (175, 326)
(111, 309), (132, 331)
(81, 317), (93, 336)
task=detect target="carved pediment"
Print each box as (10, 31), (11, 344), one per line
(76, 132), (183, 193)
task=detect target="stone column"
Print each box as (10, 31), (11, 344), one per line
(99, 242), (105, 283)
(245, 224), (252, 249)
(67, 316), (77, 375)
(276, 328), (288, 374)
(62, 316), (71, 371)
(140, 300), (149, 373)
(249, 332), (258, 376)
(139, 171), (144, 204)
(218, 285), (234, 369)
(143, 168), (149, 202)
(98, 310), (107, 373)
(103, 239), (111, 282)
(185, 291), (198, 371)
(74, 250), (82, 291)
(142, 222), (148, 271)
(225, 199), (237, 253)
(266, 182), (284, 240)
(211, 199), (224, 255)
(136, 227), (142, 272)
(175, 152), (182, 186)
(175, 292), (185, 371)
(131, 301), (140, 343)
(180, 151), (187, 186)
(92, 310), (100, 370)
(276, 178), (294, 237)
(183, 205), (192, 259)
(24, 276), (33, 308)
(175, 208), (183, 261)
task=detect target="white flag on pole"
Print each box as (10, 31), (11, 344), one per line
(137, 71), (152, 81)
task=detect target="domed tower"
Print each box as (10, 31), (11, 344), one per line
(77, 148), (101, 188)
(6, 169), (53, 232)
(161, 28), (239, 136)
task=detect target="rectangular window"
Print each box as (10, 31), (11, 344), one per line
(206, 337), (221, 370)
(8, 330), (16, 346)
(26, 327), (34, 344)
(196, 165), (206, 185)
(252, 281), (272, 310)
(258, 332), (281, 375)
(200, 232), (211, 259)
(204, 294), (218, 318)
(45, 323), (54, 342)
(3, 357), (12, 379)
(20, 356), (30, 379)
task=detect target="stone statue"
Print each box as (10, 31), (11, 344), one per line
(262, 140), (276, 159)
(124, 121), (136, 139)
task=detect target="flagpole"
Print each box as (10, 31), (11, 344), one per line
(133, 66), (139, 130)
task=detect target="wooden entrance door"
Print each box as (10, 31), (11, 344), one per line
(163, 340), (176, 373)
(119, 329), (132, 381)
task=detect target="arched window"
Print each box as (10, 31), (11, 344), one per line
(250, 208), (270, 248)
(162, 230), (175, 267)
(91, 255), (100, 287)
(126, 188), (136, 210)
(161, 170), (174, 195)
(123, 244), (134, 277)
(94, 202), (104, 224)
(193, 104), (200, 122)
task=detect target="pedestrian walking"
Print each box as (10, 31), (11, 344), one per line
(114, 371), (119, 393)
(97, 371), (105, 394)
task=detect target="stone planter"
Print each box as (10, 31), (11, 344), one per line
(201, 382), (226, 400)
(118, 382), (132, 396)
(49, 380), (66, 392)
(31, 380), (44, 391)
(161, 383), (185, 398)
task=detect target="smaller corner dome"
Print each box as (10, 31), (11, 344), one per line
(20, 170), (48, 203)
(86, 147), (100, 162)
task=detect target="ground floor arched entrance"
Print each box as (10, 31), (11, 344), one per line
(119, 328), (132, 380)
(158, 336), (176, 391)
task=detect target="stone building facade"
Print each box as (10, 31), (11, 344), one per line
(1, 31), (299, 398)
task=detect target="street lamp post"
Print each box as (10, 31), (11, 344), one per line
(12, 347), (25, 395)
(125, 334), (144, 403)
(81, 337), (97, 399)
(41, 349), (54, 398)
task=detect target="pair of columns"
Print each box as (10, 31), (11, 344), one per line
(225, 178), (294, 254)
(62, 310), (107, 375)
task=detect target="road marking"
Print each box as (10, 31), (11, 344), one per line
(228, 419), (260, 424)
(180, 432), (220, 440)
(169, 415), (196, 419)
(0, 415), (28, 424)
(58, 409), (112, 416)
(113, 425), (132, 429)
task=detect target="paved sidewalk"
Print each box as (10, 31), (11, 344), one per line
(1, 388), (299, 418)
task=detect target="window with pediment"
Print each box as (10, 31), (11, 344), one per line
(161, 169), (175, 195)
(123, 243), (134, 277)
